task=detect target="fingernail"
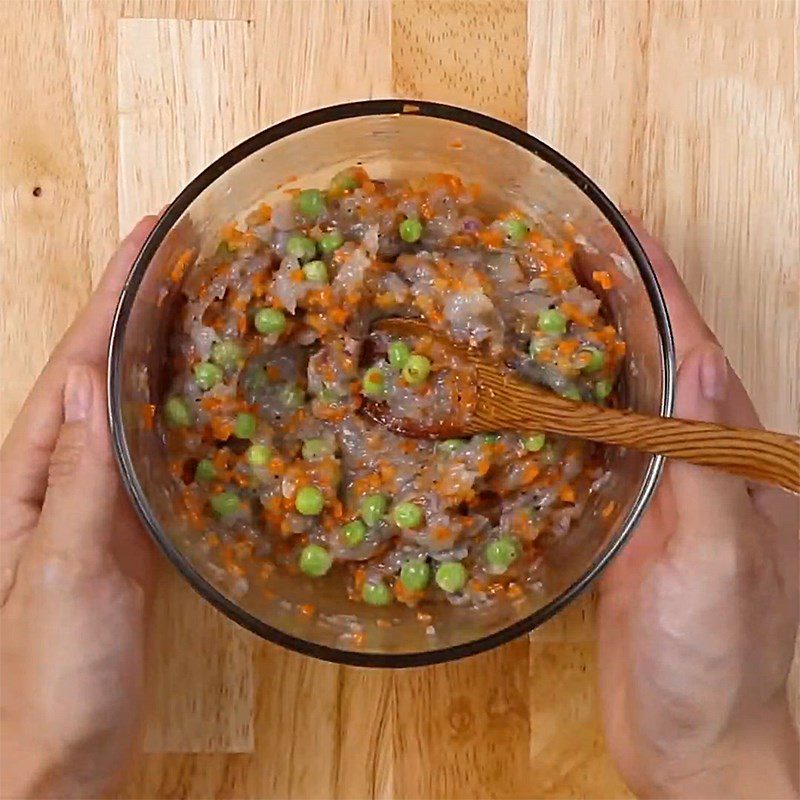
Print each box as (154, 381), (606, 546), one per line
(699, 344), (729, 403)
(64, 367), (93, 422)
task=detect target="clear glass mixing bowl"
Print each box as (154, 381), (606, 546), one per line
(108, 100), (675, 666)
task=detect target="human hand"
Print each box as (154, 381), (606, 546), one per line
(598, 219), (799, 798)
(0, 217), (159, 799)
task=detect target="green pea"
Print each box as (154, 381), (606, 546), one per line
(254, 307), (286, 335)
(523, 432), (546, 452)
(318, 229), (344, 253)
(316, 387), (338, 404)
(210, 491), (240, 517)
(435, 561), (468, 593)
(164, 397), (191, 428)
(438, 438), (467, 455)
(387, 341), (411, 370)
(560, 386), (582, 402)
(195, 458), (216, 482)
(280, 383), (305, 409)
(361, 366), (388, 399)
(502, 218), (529, 243)
(393, 501), (423, 529)
(296, 188), (326, 219)
(537, 309), (567, 335)
(246, 444), (270, 466)
(485, 537), (520, 572)
(529, 334), (553, 359)
(360, 493), (388, 526)
(194, 361), (224, 391)
(477, 433), (501, 444)
(299, 544), (332, 577)
(210, 340), (244, 370)
(330, 168), (361, 194)
(595, 379), (613, 401)
(399, 217), (423, 243)
(302, 438), (329, 460)
(400, 559), (431, 591)
(286, 235), (317, 262)
(342, 519), (367, 547)
(362, 580), (392, 606)
(577, 346), (605, 373)
(302, 260), (328, 283)
(402, 354), (431, 386)
(295, 485), (325, 516)
(234, 412), (257, 439)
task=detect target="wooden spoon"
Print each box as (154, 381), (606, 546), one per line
(363, 318), (800, 493)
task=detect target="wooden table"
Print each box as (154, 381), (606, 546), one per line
(2, 1), (797, 797)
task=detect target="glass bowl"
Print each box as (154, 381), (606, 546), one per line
(108, 100), (675, 667)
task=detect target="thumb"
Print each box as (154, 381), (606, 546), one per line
(668, 341), (758, 540)
(36, 365), (119, 560)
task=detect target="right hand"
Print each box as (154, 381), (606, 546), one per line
(597, 218), (799, 799)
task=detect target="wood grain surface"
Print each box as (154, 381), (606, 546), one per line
(1, 1), (797, 798)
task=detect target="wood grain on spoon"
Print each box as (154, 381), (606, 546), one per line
(364, 319), (800, 493)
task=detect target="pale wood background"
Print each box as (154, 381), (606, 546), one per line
(1, 1), (798, 798)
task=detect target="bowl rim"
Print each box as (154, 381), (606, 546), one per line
(108, 98), (676, 668)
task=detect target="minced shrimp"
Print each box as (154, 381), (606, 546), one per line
(159, 168), (625, 609)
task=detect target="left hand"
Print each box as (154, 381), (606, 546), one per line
(0, 217), (159, 799)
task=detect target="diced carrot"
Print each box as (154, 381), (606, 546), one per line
(559, 484), (576, 503)
(140, 403), (156, 431)
(432, 525), (451, 542)
(601, 500), (617, 518)
(394, 579), (422, 607)
(353, 568), (366, 592)
(329, 307), (349, 325)
(448, 233), (475, 247)
(522, 463), (541, 484)
(268, 456), (285, 475)
(477, 228), (503, 248)
(592, 270), (613, 290)
(378, 461), (396, 482)
(598, 325), (618, 344)
(210, 417), (233, 440)
(506, 582), (523, 600)
(560, 301), (594, 328)
(170, 248), (196, 284)
(246, 203), (272, 226)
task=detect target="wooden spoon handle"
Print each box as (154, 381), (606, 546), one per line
(472, 365), (800, 493)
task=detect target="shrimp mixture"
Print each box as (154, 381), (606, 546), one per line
(161, 169), (625, 609)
